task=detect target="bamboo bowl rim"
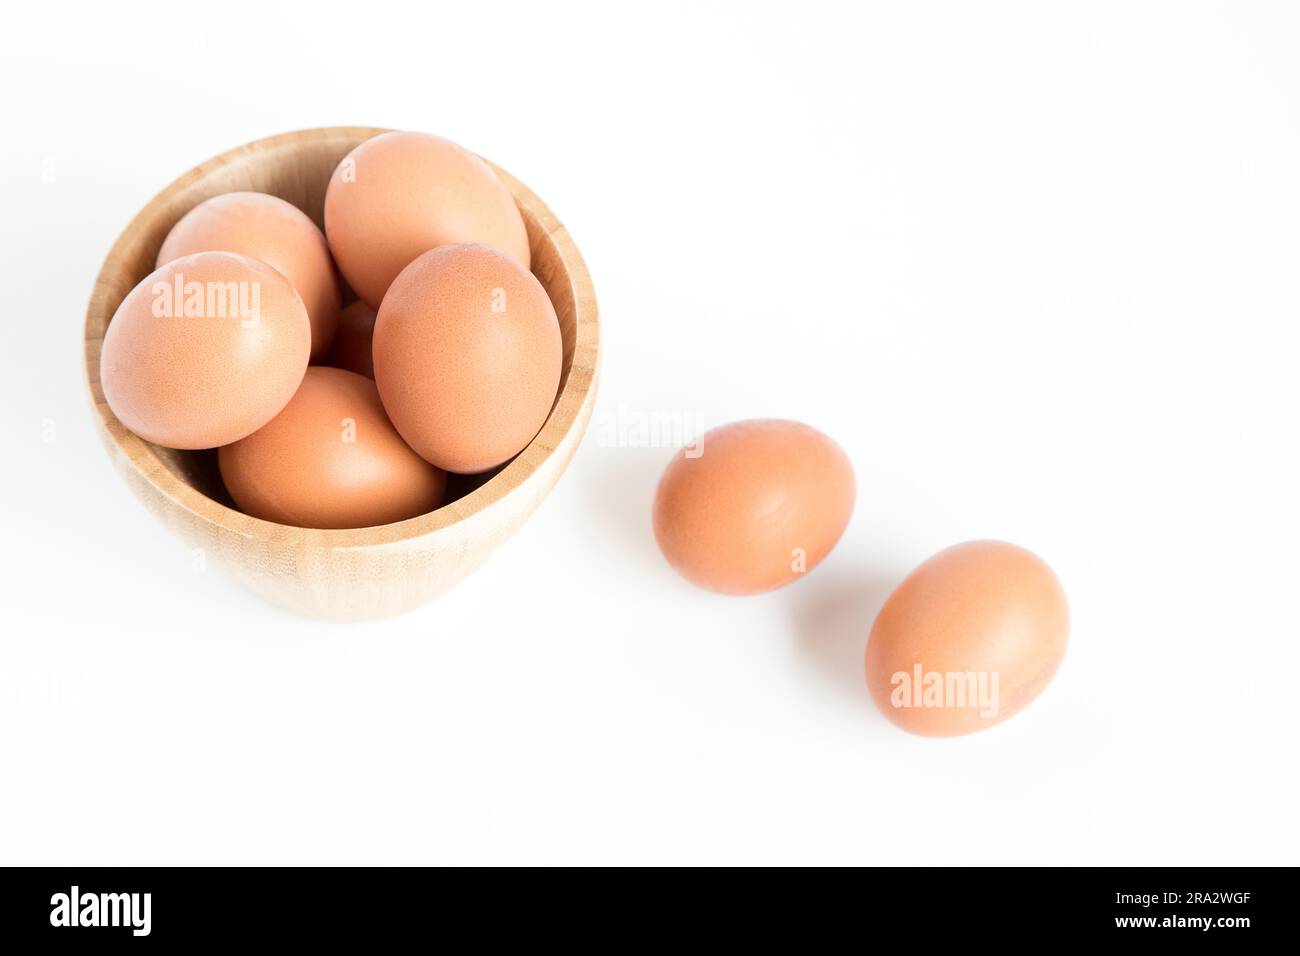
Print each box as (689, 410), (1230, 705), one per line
(83, 127), (599, 550)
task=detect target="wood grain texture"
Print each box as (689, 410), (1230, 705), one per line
(84, 128), (600, 620)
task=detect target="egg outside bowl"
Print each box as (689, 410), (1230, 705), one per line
(84, 128), (600, 621)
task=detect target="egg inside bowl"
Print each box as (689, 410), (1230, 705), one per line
(83, 127), (599, 620)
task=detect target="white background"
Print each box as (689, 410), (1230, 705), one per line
(2, 1), (1297, 865)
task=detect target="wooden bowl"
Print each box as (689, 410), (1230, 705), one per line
(83, 128), (599, 620)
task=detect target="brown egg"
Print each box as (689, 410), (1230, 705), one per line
(100, 251), (310, 449)
(157, 191), (341, 359)
(864, 541), (1069, 737)
(373, 244), (561, 474)
(218, 366), (446, 529)
(321, 300), (377, 378)
(324, 131), (530, 308)
(652, 420), (855, 595)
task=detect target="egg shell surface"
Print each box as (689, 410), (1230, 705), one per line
(322, 300), (377, 378)
(324, 131), (530, 309)
(99, 251), (311, 449)
(373, 243), (562, 474)
(157, 191), (341, 359)
(218, 366), (447, 529)
(864, 540), (1069, 737)
(652, 419), (856, 595)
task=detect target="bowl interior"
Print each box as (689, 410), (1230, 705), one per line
(85, 127), (593, 542)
